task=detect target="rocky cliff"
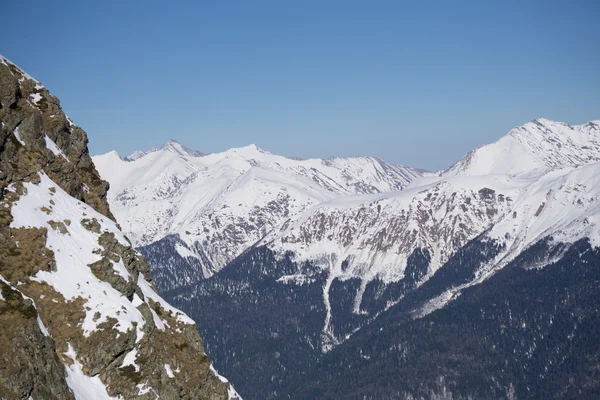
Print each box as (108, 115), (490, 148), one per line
(0, 55), (239, 399)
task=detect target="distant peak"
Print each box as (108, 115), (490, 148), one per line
(160, 139), (181, 148)
(126, 150), (147, 161)
(443, 118), (600, 177)
(127, 139), (205, 160)
(529, 118), (565, 127)
(158, 139), (205, 157)
(226, 144), (269, 155)
(240, 144), (262, 151)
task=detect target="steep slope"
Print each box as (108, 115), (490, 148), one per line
(0, 55), (239, 399)
(93, 141), (421, 284)
(290, 238), (600, 400)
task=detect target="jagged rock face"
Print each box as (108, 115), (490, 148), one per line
(0, 59), (111, 219)
(0, 281), (74, 400)
(0, 56), (237, 399)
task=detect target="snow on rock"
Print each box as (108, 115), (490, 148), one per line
(64, 344), (122, 400)
(175, 242), (196, 259)
(0, 54), (42, 84)
(164, 364), (175, 378)
(0, 274), (51, 336)
(210, 364), (243, 400)
(14, 126), (25, 145)
(110, 258), (130, 281)
(120, 349), (140, 373)
(264, 174), (520, 285)
(9, 172), (142, 337)
(37, 316), (50, 336)
(135, 383), (154, 396)
(30, 92), (43, 104)
(44, 134), (69, 161)
(136, 273), (195, 325)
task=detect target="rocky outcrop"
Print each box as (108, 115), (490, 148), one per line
(0, 55), (238, 399)
(0, 280), (74, 399)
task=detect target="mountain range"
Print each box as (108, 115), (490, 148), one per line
(94, 118), (600, 399)
(93, 142), (421, 290)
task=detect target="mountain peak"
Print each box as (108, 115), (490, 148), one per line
(443, 118), (600, 177)
(127, 139), (204, 160)
(224, 144), (269, 157)
(160, 138), (182, 148)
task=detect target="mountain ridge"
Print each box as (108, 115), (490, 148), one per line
(442, 118), (600, 177)
(93, 139), (422, 280)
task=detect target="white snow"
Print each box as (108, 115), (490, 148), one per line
(136, 274), (195, 325)
(136, 383), (154, 396)
(14, 126), (25, 145)
(30, 93), (43, 104)
(442, 119), (600, 177)
(488, 162), (600, 255)
(120, 349), (140, 372)
(64, 344), (122, 400)
(44, 134), (69, 161)
(110, 258), (130, 281)
(37, 316), (50, 336)
(175, 242), (196, 259)
(276, 274), (314, 285)
(9, 172), (143, 337)
(164, 364), (175, 378)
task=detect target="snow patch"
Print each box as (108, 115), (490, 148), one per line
(121, 349), (140, 372)
(64, 344), (122, 400)
(30, 93), (43, 104)
(10, 173), (144, 337)
(14, 126), (25, 145)
(136, 382), (157, 397)
(111, 258), (130, 281)
(37, 316), (50, 336)
(44, 134), (69, 161)
(276, 274), (314, 285)
(175, 242), (197, 259)
(164, 364), (175, 378)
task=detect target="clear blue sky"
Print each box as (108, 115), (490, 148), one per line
(2, 0), (599, 170)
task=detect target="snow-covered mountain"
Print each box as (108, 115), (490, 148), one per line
(93, 142), (421, 279)
(151, 118), (600, 399)
(260, 119), (600, 284)
(442, 118), (600, 177)
(0, 54), (239, 399)
(255, 119), (599, 306)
